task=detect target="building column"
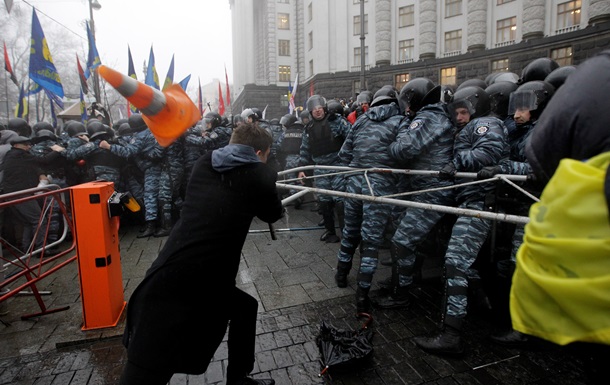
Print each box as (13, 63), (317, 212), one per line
(467, 0), (487, 52)
(522, 0), (546, 40)
(375, 0), (392, 66)
(419, 0), (437, 59)
(589, 0), (610, 25)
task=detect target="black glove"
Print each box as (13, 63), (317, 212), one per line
(438, 163), (456, 180)
(477, 165), (502, 180)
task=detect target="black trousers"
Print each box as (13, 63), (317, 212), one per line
(120, 287), (258, 385)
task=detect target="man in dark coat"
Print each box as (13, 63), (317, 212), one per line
(120, 123), (283, 385)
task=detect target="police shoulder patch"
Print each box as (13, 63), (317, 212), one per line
(409, 120), (422, 130)
(475, 125), (489, 135)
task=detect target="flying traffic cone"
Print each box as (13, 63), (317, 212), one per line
(97, 65), (201, 147)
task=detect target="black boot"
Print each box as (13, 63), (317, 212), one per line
(335, 261), (352, 288)
(154, 202), (173, 237)
(413, 316), (464, 356)
(356, 286), (371, 314)
(137, 221), (156, 238)
(319, 202), (339, 243)
(374, 285), (410, 309)
(490, 328), (530, 348)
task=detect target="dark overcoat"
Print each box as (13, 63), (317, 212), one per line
(123, 151), (283, 374)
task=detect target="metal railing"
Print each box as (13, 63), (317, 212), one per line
(0, 185), (76, 323)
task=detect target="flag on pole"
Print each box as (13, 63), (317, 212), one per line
(3, 42), (18, 87)
(289, 73), (298, 114)
(127, 46), (138, 116)
(29, 9), (64, 98)
(49, 94), (57, 128)
(79, 88), (88, 124)
(218, 81), (225, 116)
(84, 21), (101, 78)
(145, 46), (160, 90)
(225, 64), (231, 106)
(309, 81), (314, 97)
(76, 55), (89, 94)
(197, 77), (203, 117)
(162, 54), (174, 91)
(262, 105), (268, 120)
(15, 83), (27, 118)
(178, 74), (191, 90)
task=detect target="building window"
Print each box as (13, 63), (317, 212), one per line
(551, 46), (573, 66)
(278, 13), (290, 29)
(398, 39), (414, 63)
(395, 73), (410, 91)
(353, 14), (368, 35)
(308, 3), (312, 22)
(445, 0), (462, 18)
(278, 40), (290, 56)
(441, 67), (457, 85)
(309, 59), (314, 77)
(557, 1), (581, 30)
(497, 0), (515, 4)
(444, 29), (462, 53)
(399, 5), (415, 27)
(491, 58), (509, 73)
(354, 46), (369, 66)
(496, 17), (517, 44)
(308, 31), (313, 51)
(280, 94), (289, 107)
(279, 65), (291, 82)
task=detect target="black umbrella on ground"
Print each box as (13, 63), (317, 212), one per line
(316, 313), (374, 377)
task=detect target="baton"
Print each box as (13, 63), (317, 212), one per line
(268, 222), (277, 240)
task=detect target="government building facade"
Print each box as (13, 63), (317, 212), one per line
(230, 0), (610, 119)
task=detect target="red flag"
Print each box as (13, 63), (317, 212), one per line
(225, 65), (231, 106)
(76, 54), (89, 94)
(218, 82), (225, 116)
(197, 77), (203, 116)
(309, 81), (314, 97)
(3, 42), (18, 87)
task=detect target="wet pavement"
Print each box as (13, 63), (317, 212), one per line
(0, 197), (596, 384)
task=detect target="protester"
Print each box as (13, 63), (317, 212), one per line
(119, 123), (283, 385)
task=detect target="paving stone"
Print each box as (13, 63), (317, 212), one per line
(272, 347), (294, 369)
(255, 350), (277, 372)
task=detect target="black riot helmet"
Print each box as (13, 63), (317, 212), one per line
(8, 118), (31, 137)
(251, 108), (263, 120)
(519, 58), (559, 84)
(508, 80), (555, 120)
(449, 86), (490, 121)
(233, 114), (244, 127)
(86, 120), (105, 137)
(280, 114), (297, 128)
(456, 78), (487, 91)
(490, 72), (519, 85)
(66, 121), (88, 138)
(113, 118), (128, 131)
(32, 121), (54, 135)
(128, 114), (148, 132)
(544, 66), (576, 90)
(203, 112), (222, 129)
(299, 109), (311, 123)
(327, 99), (344, 115)
(370, 85), (398, 108)
(34, 129), (57, 143)
(356, 91), (373, 105)
(398, 78), (439, 116)
(117, 122), (133, 137)
(485, 81), (519, 120)
(306, 95), (327, 115)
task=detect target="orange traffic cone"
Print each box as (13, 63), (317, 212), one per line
(97, 65), (201, 147)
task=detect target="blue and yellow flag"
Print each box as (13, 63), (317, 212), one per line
(28, 9), (64, 98)
(162, 54), (174, 91)
(80, 88), (88, 124)
(145, 46), (160, 90)
(178, 74), (191, 90)
(84, 22), (101, 78)
(15, 83), (27, 118)
(127, 45), (138, 115)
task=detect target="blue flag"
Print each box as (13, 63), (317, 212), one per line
(178, 74), (191, 90)
(127, 46), (139, 115)
(84, 22), (101, 79)
(28, 9), (64, 98)
(15, 83), (27, 118)
(145, 46), (159, 90)
(162, 54), (174, 91)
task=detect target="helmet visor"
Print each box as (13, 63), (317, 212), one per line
(448, 98), (476, 117)
(508, 90), (538, 115)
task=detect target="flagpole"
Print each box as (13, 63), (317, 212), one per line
(3, 69), (9, 124)
(88, 0), (102, 103)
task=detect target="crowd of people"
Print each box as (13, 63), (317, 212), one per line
(3, 51), (608, 383)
